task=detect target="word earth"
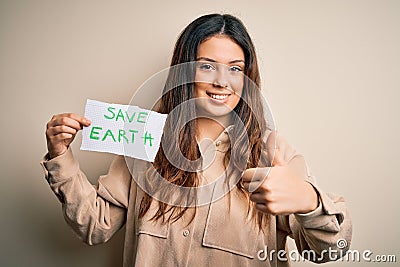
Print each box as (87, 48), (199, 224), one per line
(89, 126), (154, 146)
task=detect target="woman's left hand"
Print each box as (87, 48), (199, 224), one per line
(242, 131), (319, 215)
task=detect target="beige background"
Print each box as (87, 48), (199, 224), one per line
(1, 0), (399, 266)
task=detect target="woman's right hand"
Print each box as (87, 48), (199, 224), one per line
(46, 113), (91, 159)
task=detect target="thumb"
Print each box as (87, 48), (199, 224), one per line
(266, 130), (286, 166)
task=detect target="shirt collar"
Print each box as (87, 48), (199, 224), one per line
(198, 125), (234, 156)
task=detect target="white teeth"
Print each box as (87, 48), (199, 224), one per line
(210, 94), (228, 100)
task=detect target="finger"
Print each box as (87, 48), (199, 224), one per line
(242, 167), (271, 183)
(242, 167), (272, 193)
(243, 180), (264, 193)
(47, 125), (77, 137)
(49, 113), (91, 128)
(51, 117), (83, 131)
(62, 113), (91, 126)
(254, 203), (268, 213)
(50, 132), (74, 141)
(65, 113), (91, 127)
(52, 116), (89, 131)
(266, 130), (286, 166)
(249, 192), (268, 203)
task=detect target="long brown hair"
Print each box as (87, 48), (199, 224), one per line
(139, 14), (271, 229)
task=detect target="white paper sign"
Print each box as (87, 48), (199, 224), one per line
(80, 99), (167, 162)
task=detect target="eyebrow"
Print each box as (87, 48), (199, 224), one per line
(196, 57), (245, 64)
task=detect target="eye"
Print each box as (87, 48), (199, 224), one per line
(198, 63), (216, 71)
(229, 65), (243, 72)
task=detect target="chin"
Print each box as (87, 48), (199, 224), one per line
(195, 99), (235, 119)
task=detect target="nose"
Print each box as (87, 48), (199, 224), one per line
(213, 66), (229, 88)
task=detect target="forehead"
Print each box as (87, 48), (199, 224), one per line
(197, 35), (245, 64)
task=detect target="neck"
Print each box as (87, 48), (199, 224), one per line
(196, 115), (232, 141)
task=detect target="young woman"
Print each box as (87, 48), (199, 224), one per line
(42, 14), (352, 266)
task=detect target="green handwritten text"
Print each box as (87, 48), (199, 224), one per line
(103, 107), (148, 123)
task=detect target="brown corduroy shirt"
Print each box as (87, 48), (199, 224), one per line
(40, 129), (352, 266)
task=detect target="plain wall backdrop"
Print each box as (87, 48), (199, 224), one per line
(1, 0), (399, 266)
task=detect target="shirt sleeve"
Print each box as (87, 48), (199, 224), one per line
(39, 148), (134, 245)
(275, 137), (352, 263)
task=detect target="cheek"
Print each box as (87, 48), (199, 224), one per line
(234, 82), (244, 99)
(230, 85), (244, 108)
(230, 75), (244, 95)
(194, 82), (208, 97)
(232, 93), (242, 108)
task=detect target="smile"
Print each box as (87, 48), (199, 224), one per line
(209, 93), (229, 100)
(206, 90), (233, 101)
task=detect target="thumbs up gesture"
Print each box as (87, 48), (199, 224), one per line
(242, 131), (319, 215)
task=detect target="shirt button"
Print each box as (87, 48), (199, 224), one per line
(183, 229), (190, 237)
(216, 141), (222, 146)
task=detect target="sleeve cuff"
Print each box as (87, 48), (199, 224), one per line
(295, 199), (323, 217)
(293, 181), (343, 232)
(39, 148), (80, 183)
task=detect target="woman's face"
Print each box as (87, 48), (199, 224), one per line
(194, 35), (245, 118)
